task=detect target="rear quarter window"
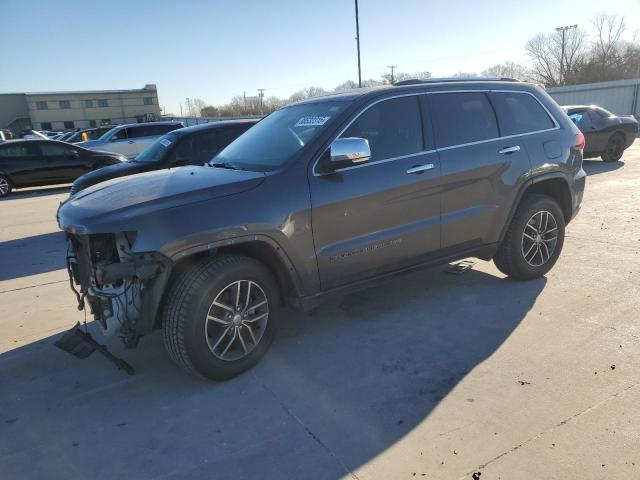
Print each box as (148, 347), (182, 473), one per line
(429, 92), (499, 148)
(489, 92), (555, 136)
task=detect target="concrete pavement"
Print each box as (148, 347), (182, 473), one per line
(1, 142), (639, 479)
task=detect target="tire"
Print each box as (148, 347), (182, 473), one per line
(601, 133), (625, 163)
(493, 194), (565, 280)
(0, 175), (12, 198)
(163, 254), (279, 380)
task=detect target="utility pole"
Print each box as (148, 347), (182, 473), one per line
(555, 24), (577, 86)
(179, 103), (183, 117)
(354, 0), (362, 88)
(387, 64), (397, 84)
(185, 97), (192, 116)
(243, 91), (247, 114)
(257, 89), (265, 114)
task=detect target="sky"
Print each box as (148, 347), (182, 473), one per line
(1, 0), (638, 115)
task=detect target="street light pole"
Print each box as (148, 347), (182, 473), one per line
(354, 0), (362, 88)
(555, 24), (577, 85)
(387, 64), (397, 84)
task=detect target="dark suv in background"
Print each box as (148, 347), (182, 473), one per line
(58, 78), (586, 380)
(69, 119), (259, 195)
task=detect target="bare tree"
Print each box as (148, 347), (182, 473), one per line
(482, 61), (532, 81)
(526, 27), (587, 86)
(387, 71), (431, 83)
(191, 98), (208, 117)
(592, 14), (626, 63)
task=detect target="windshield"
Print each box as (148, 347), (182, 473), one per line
(210, 100), (346, 171)
(134, 132), (178, 163)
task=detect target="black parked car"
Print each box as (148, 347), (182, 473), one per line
(563, 105), (638, 162)
(69, 119), (259, 195)
(58, 78), (585, 380)
(0, 140), (124, 197)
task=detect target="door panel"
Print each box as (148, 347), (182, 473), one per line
(439, 141), (530, 248)
(311, 153), (441, 289)
(310, 95), (441, 290)
(0, 143), (41, 186)
(39, 143), (85, 182)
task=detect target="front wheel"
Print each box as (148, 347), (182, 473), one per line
(163, 254), (279, 380)
(601, 133), (625, 163)
(0, 175), (12, 197)
(494, 194), (565, 280)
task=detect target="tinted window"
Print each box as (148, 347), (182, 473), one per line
(0, 144), (38, 157)
(111, 129), (128, 140)
(192, 125), (250, 162)
(127, 125), (153, 138)
(490, 92), (554, 136)
(430, 92), (498, 148)
(567, 109), (593, 129)
(40, 143), (72, 156)
(342, 96), (423, 161)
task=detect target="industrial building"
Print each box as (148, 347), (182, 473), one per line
(0, 84), (161, 134)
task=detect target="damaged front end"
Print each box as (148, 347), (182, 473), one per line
(66, 231), (172, 347)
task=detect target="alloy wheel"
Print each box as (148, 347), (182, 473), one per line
(0, 177), (9, 196)
(521, 210), (558, 267)
(204, 280), (269, 362)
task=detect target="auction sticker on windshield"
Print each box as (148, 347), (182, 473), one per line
(294, 116), (330, 127)
(160, 138), (173, 147)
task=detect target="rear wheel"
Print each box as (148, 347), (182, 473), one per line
(163, 254), (279, 380)
(601, 133), (625, 162)
(494, 194), (565, 280)
(0, 175), (12, 197)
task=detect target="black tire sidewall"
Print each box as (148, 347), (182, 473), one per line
(602, 133), (624, 162)
(504, 196), (565, 279)
(180, 258), (279, 380)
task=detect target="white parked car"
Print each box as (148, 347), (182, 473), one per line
(76, 121), (184, 159)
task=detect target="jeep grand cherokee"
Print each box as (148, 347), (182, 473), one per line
(57, 78), (586, 380)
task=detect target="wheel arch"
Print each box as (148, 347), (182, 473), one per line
(161, 236), (304, 321)
(500, 174), (573, 242)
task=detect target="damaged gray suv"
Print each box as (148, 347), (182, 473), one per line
(57, 78), (586, 380)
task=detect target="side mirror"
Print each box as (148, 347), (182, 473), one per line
(329, 137), (371, 166)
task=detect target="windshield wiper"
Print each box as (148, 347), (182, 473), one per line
(210, 161), (241, 170)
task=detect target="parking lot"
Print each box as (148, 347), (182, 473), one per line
(1, 140), (639, 479)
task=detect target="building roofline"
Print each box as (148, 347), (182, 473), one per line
(23, 87), (157, 97)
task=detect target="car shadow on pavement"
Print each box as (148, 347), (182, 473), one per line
(0, 185), (70, 201)
(0, 231), (67, 282)
(0, 264), (546, 479)
(582, 159), (624, 175)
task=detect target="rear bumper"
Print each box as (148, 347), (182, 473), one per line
(570, 168), (586, 221)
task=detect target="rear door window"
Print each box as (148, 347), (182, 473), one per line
(40, 143), (73, 157)
(127, 125), (154, 138)
(0, 144), (38, 158)
(341, 96), (423, 162)
(429, 92), (499, 148)
(489, 92), (555, 136)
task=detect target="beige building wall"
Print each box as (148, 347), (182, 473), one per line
(26, 84), (161, 131)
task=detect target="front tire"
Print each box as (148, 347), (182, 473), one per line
(494, 194), (565, 280)
(163, 254), (279, 380)
(0, 175), (12, 197)
(601, 133), (625, 163)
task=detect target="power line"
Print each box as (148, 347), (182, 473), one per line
(354, 0), (362, 88)
(555, 24), (578, 85)
(387, 64), (397, 84)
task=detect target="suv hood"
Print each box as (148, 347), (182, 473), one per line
(58, 165), (265, 233)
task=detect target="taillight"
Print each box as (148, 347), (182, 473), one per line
(575, 132), (585, 151)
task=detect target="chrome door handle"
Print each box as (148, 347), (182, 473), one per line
(406, 163), (434, 174)
(498, 145), (521, 154)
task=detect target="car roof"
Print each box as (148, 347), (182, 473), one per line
(292, 78), (532, 106)
(113, 120), (183, 129)
(172, 119), (261, 135)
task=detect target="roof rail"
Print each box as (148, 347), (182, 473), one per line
(394, 77), (521, 86)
